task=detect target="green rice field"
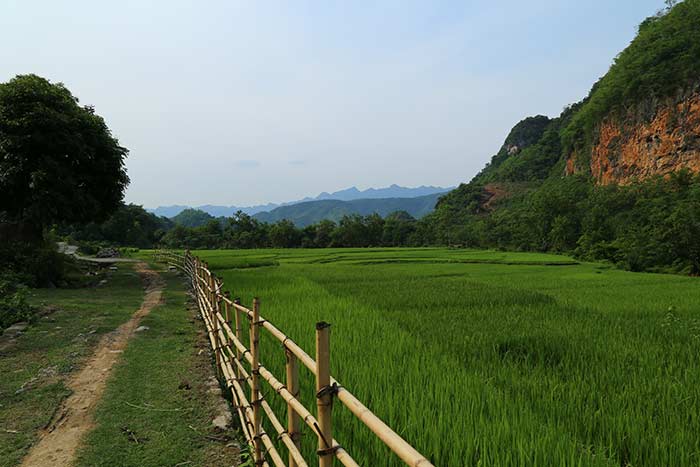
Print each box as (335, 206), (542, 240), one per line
(185, 248), (700, 466)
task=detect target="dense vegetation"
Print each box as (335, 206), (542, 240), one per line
(431, 171), (700, 273)
(160, 210), (424, 249)
(0, 75), (128, 241)
(0, 74), (129, 329)
(187, 247), (700, 466)
(171, 208), (216, 228)
(60, 204), (173, 251)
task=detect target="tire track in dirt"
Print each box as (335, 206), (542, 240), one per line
(20, 262), (164, 467)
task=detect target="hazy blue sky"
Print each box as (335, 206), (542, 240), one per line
(1, 0), (662, 207)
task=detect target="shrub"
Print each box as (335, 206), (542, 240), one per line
(0, 274), (37, 330)
(0, 242), (66, 287)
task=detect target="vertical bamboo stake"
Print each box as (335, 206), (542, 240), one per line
(223, 291), (232, 332)
(203, 262), (210, 310)
(250, 298), (263, 464)
(315, 322), (333, 467)
(207, 271), (214, 310)
(234, 298), (243, 364)
(194, 256), (200, 293)
(211, 275), (222, 378)
(285, 348), (301, 467)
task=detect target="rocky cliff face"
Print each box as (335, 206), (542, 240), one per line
(566, 91), (700, 184)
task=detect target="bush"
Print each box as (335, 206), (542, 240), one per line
(0, 242), (67, 287)
(0, 274), (37, 330)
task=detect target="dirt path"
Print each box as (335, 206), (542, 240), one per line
(20, 262), (164, 467)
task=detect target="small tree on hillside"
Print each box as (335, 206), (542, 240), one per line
(0, 74), (129, 242)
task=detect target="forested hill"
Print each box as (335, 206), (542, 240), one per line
(253, 193), (442, 227)
(430, 0), (700, 273)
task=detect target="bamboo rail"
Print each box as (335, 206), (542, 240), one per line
(154, 250), (434, 467)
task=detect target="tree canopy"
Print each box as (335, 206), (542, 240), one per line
(0, 74), (129, 237)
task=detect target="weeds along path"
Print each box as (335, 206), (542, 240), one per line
(20, 262), (164, 467)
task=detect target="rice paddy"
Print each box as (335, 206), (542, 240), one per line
(190, 247), (700, 466)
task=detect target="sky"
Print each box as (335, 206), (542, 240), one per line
(0, 0), (663, 207)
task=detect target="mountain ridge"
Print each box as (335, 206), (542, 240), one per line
(148, 184), (453, 218)
(252, 193), (443, 227)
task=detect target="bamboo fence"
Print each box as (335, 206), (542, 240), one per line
(154, 250), (434, 467)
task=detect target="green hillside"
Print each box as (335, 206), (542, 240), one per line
(430, 0), (700, 274)
(171, 208), (215, 228)
(253, 193), (443, 227)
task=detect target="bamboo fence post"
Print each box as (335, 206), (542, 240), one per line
(223, 291), (232, 327)
(199, 259), (204, 297)
(193, 256), (198, 290)
(192, 256), (202, 290)
(315, 322), (333, 467)
(203, 261), (209, 307)
(285, 348), (301, 467)
(250, 298), (263, 464)
(206, 271), (212, 312)
(212, 275), (222, 379)
(234, 298), (244, 369)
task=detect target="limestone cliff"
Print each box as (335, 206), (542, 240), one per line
(566, 90), (700, 184)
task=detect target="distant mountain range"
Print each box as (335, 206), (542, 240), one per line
(253, 193), (444, 227)
(148, 184), (453, 218)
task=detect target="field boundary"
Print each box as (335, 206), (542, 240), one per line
(155, 250), (433, 467)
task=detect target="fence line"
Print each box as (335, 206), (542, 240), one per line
(155, 250), (434, 467)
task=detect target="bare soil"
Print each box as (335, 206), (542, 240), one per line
(19, 262), (164, 467)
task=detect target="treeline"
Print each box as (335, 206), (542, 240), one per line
(63, 207), (429, 249)
(428, 171), (700, 274)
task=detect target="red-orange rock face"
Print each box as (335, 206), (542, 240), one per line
(566, 93), (700, 184)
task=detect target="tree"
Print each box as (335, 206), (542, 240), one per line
(382, 211), (416, 246)
(313, 220), (336, 247)
(332, 215), (367, 247)
(172, 208), (215, 228)
(269, 219), (301, 248)
(65, 203), (172, 248)
(223, 211), (268, 248)
(0, 75), (129, 241)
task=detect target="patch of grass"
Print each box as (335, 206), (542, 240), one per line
(191, 248), (700, 467)
(0, 265), (144, 467)
(74, 271), (239, 467)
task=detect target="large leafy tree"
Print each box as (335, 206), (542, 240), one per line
(0, 74), (129, 240)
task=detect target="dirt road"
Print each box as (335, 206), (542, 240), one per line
(20, 263), (164, 467)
